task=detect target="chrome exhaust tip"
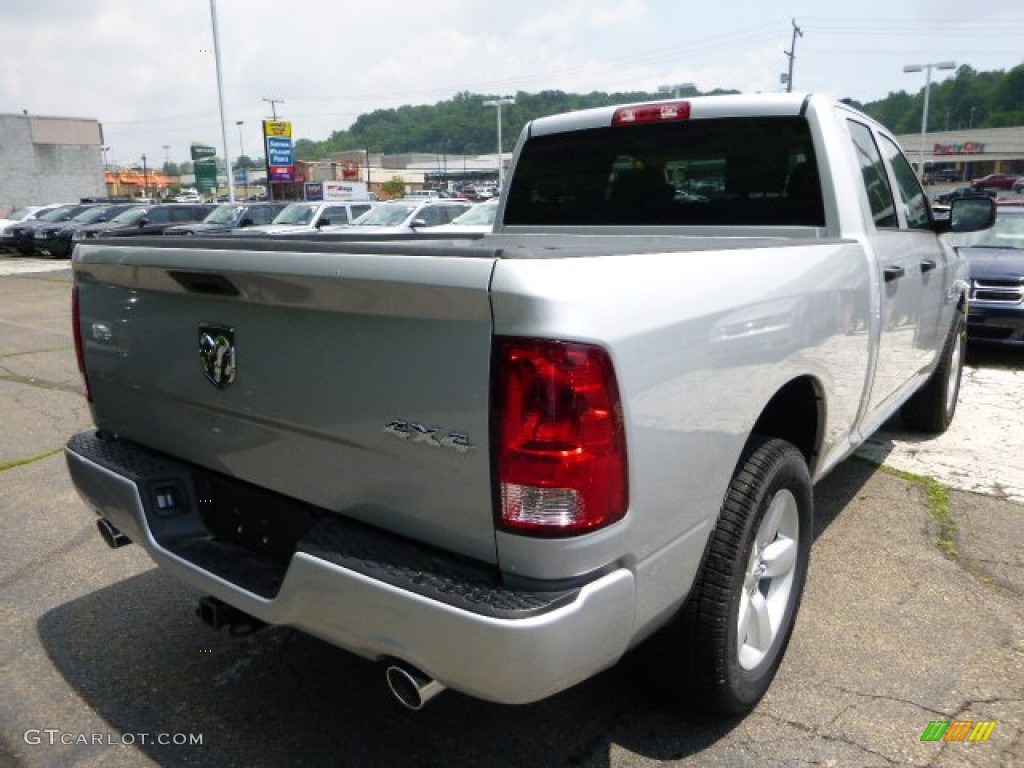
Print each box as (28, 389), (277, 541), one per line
(96, 517), (132, 549)
(385, 662), (446, 710)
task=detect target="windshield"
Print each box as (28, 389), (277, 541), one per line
(6, 207), (37, 221)
(451, 202), (498, 226)
(204, 204), (243, 224)
(352, 203), (418, 226)
(108, 207), (149, 225)
(38, 206), (78, 222)
(72, 206), (120, 224)
(272, 204), (316, 225)
(948, 208), (1024, 249)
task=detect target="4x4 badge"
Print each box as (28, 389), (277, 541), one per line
(198, 325), (236, 389)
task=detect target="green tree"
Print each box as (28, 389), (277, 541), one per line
(381, 176), (406, 199)
(280, 68), (1020, 158)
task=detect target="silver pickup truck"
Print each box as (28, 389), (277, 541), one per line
(65, 93), (994, 714)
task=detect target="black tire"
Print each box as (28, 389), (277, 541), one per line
(657, 436), (813, 714)
(900, 311), (966, 434)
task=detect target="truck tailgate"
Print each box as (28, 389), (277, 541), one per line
(73, 239), (499, 563)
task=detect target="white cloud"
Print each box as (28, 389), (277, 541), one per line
(2, 0), (1021, 166)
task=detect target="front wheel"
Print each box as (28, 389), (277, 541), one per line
(900, 311), (966, 434)
(656, 436), (813, 714)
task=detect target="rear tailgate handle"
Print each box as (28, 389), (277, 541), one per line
(920, 259), (937, 273)
(883, 265), (906, 282)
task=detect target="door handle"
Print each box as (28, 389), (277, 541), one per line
(883, 265), (906, 282)
(920, 259), (937, 273)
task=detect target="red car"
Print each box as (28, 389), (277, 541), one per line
(971, 173), (1020, 191)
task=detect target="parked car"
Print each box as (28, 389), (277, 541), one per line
(1, 203), (102, 255)
(947, 204), (1024, 343)
(0, 204), (66, 248)
(66, 93), (994, 716)
(933, 185), (996, 205)
(162, 202), (288, 235)
(923, 168), (960, 184)
(239, 201), (378, 236)
(73, 203), (217, 241)
(971, 173), (1020, 191)
(427, 199), (499, 234)
(321, 199), (473, 236)
(1014, 178), (1024, 193)
(32, 204), (141, 258)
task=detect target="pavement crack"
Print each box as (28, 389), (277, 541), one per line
(822, 682), (952, 718)
(758, 709), (900, 766)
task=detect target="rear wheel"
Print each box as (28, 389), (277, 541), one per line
(901, 311), (965, 434)
(658, 436), (813, 713)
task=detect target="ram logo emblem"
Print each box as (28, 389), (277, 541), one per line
(198, 325), (236, 389)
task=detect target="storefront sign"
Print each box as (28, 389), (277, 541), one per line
(933, 141), (986, 155)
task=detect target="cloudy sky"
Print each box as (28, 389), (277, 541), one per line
(2, 0), (1022, 167)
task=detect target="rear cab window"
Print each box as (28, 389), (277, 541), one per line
(504, 116), (825, 227)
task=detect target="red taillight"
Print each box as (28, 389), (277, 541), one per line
(495, 338), (628, 535)
(612, 101), (691, 125)
(71, 285), (92, 402)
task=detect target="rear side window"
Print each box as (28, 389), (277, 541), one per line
(146, 208), (172, 224)
(504, 116), (824, 227)
(323, 206), (350, 224)
(846, 119), (897, 228)
(250, 207), (280, 225)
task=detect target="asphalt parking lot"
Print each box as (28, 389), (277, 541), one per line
(1, 260), (1021, 767)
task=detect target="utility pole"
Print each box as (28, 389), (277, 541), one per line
(262, 98), (284, 120)
(784, 18), (803, 93)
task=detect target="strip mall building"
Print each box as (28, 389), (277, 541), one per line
(895, 125), (1024, 181)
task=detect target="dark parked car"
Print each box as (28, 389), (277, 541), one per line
(923, 167), (960, 184)
(162, 202), (288, 235)
(948, 204), (1024, 344)
(74, 203), (217, 241)
(971, 173), (1020, 191)
(933, 185), (997, 205)
(32, 203), (141, 257)
(1, 203), (101, 255)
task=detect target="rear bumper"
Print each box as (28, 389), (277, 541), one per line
(65, 431), (636, 704)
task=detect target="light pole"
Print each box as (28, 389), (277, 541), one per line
(209, 0), (235, 202)
(903, 61), (956, 180)
(658, 82), (695, 98)
(483, 96), (514, 190)
(236, 120), (246, 198)
(141, 154), (149, 199)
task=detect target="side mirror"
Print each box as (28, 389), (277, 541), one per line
(316, 216), (329, 228)
(938, 196), (996, 234)
(137, 218), (149, 227)
(238, 217), (254, 228)
(411, 218), (428, 228)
